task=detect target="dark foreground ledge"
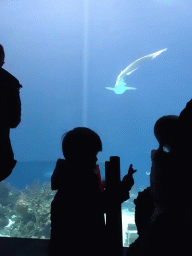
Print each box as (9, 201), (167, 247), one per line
(0, 237), (49, 256)
(0, 237), (129, 256)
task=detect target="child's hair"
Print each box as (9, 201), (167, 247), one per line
(62, 127), (102, 160)
(154, 115), (179, 151)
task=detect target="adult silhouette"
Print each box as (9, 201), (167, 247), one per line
(126, 100), (192, 256)
(0, 44), (22, 181)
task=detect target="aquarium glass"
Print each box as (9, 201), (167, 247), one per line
(1, 0), (192, 247)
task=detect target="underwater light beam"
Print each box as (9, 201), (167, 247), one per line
(106, 48), (167, 94)
(82, 0), (89, 126)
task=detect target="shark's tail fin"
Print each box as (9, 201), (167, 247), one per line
(152, 48), (167, 59)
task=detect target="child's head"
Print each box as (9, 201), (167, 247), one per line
(62, 127), (102, 169)
(154, 115), (179, 152)
(154, 100), (192, 152)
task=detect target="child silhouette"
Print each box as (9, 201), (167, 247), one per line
(49, 127), (136, 256)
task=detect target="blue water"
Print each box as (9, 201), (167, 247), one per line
(5, 161), (56, 189)
(5, 160), (145, 192)
(2, 1), (192, 243)
(1, 0), (192, 192)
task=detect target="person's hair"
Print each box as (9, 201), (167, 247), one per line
(62, 127), (102, 160)
(0, 44), (5, 64)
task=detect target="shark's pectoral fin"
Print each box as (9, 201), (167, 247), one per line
(126, 87), (137, 90)
(105, 87), (115, 91)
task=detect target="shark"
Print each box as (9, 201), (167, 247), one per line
(106, 48), (167, 94)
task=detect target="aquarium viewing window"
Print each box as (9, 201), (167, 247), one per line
(1, 0), (192, 252)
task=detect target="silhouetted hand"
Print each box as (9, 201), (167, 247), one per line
(122, 164), (137, 191)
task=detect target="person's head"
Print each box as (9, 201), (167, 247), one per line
(0, 44), (5, 67)
(154, 115), (179, 152)
(62, 127), (102, 171)
(153, 114), (179, 197)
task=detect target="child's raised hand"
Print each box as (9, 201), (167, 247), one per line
(122, 164), (137, 191)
